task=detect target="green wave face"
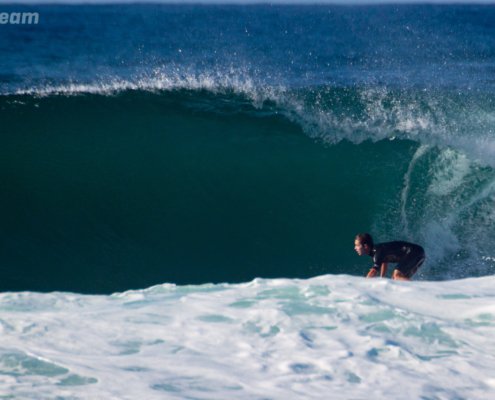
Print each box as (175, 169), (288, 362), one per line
(0, 88), (494, 293)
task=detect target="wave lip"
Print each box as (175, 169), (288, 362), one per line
(10, 75), (495, 166)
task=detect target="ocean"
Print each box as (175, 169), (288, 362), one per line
(1, 3), (495, 399)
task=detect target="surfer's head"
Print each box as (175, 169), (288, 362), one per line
(355, 233), (373, 256)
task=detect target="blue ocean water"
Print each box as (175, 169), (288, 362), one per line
(2, 4), (495, 293)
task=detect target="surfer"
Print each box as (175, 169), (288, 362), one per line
(354, 233), (425, 280)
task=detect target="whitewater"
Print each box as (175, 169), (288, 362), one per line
(0, 274), (494, 399)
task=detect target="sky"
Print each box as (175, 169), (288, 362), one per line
(0, 0), (494, 4)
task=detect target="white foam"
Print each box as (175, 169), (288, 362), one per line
(428, 148), (471, 196)
(1, 275), (495, 399)
(10, 68), (285, 105)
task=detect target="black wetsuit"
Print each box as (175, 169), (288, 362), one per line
(370, 241), (425, 279)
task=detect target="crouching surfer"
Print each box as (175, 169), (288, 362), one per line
(354, 233), (425, 281)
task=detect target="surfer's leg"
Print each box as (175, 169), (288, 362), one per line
(394, 249), (426, 280)
(392, 269), (410, 280)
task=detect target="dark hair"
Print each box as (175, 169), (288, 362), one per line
(356, 233), (374, 248)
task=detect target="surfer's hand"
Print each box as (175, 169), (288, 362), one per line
(366, 268), (379, 278)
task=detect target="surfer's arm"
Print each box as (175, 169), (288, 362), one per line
(366, 268), (379, 278)
(380, 263), (389, 277)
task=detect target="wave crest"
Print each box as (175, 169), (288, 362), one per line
(6, 67), (495, 168)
